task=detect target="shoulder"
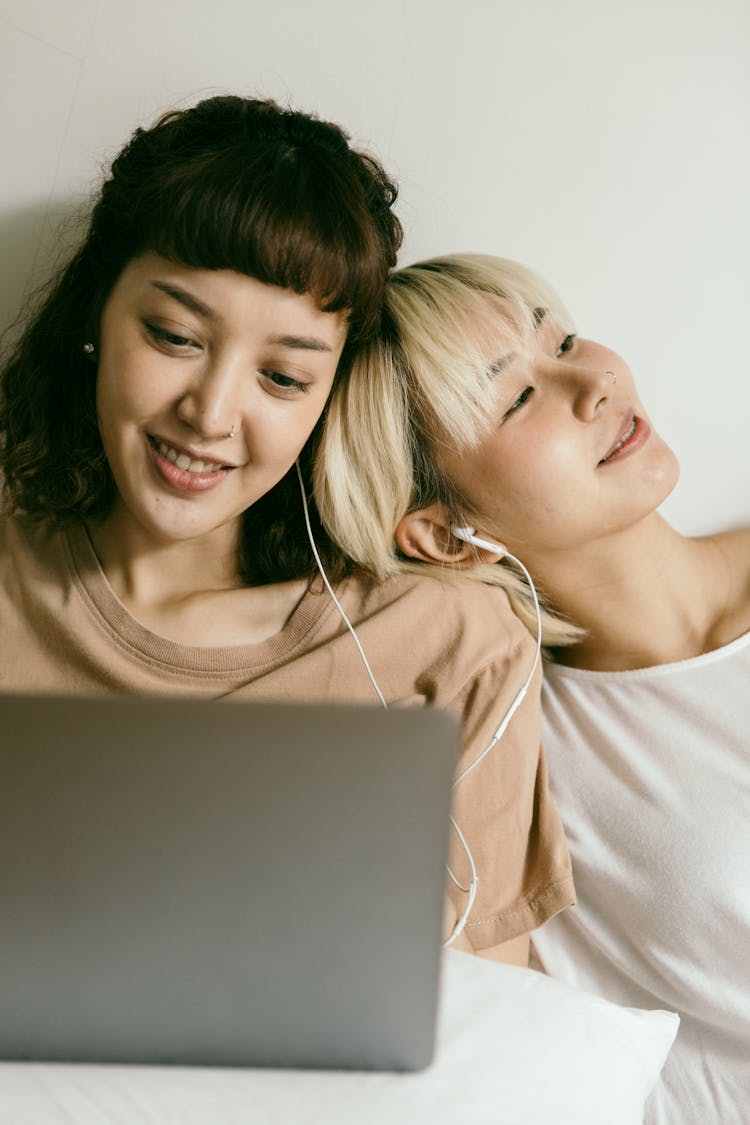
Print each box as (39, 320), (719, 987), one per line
(0, 513), (79, 610)
(337, 567), (534, 681)
(706, 527), (750, 645)
(0, 512), (68, 568)
(712, 525), (750, 561)
(319, 568), (540, 746)
(0, 511), (35, 560)
(345, 566), (526, 631)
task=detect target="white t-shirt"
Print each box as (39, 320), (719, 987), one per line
(533, 632), (750, 1125)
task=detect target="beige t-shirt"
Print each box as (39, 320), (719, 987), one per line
(0, 514), (574, 949)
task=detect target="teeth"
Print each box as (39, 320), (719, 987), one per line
(157, 441), (222, 474)
(602, 418), (636, 462)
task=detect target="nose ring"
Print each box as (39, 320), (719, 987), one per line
(605, 370), (617, 385)
(225, 424), (236, 439)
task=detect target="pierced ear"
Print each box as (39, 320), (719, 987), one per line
(395, 503), (506, 567)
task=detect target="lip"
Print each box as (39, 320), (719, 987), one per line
(149, 433), (235, 468)
(598, 414), (651, 466)
(146, 435), (234, 493)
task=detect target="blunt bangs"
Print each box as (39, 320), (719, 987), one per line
(123, 145), (381, 339)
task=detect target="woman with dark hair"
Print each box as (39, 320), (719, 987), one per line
(1, 95), (398, 587)
(0, 105), (574, 959)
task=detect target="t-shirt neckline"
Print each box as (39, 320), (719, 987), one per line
(544, 627), (750, 683)
(66, 522), (337, 676)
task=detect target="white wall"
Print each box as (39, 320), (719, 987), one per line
(2, 0), (748, 534)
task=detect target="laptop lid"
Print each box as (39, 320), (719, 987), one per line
(0, 694), (457, 1071)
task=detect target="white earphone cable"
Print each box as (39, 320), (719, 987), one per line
(296, 461), (388, 709)
(452, 548), (542, 789)
(296, 476), (540, 947)
(443, 528), (543, 945)
(443, 814), (478, 945)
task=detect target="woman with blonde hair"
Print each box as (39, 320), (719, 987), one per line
(317, 252), (750, 1123)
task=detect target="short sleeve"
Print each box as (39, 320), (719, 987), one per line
(445, 641), (575, 951)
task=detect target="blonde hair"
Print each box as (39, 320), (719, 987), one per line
(315, 253), (582, 646)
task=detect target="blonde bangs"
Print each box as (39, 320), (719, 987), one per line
(385, 254), (574, 454)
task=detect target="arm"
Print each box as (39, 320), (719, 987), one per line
(479, 933), (530, 967)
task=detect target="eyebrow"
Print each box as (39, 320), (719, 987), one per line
(150, 284), (334, 352)
(488, 353), (516, 378)
(151, 282), (214, 319)
(266, 334), (333, 353)
(487, 307), (548, 378)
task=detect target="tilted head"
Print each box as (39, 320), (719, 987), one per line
(318, 251), (678, 642)
(1, 95), (402, 581)
(316, 253), (579, 642)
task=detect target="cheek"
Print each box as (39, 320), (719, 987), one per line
(295, 382), (335, 437)
(96, 341), (150, 413)
(450, 428), (589, 539)
(518, 430), (584, 500)
(249, 396), (328, 464)
(96, 368), (144, 436)
(485, 429), (579, 504)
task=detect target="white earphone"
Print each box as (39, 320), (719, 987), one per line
(451, 526), (507, 556)
(296, 463), (542, 945)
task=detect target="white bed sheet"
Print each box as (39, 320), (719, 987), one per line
(0, 950), (678, 1125)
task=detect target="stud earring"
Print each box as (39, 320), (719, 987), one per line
(83, 342), (95, 355)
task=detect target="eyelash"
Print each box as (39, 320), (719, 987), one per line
(145, 323), (197, 350)
(260, 370), (311, 395)
(556, 333), (576, 357)
(504, 386), (534, 418)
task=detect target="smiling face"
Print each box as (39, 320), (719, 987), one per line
(95, 252), (347, 554)
(439, 310), (680, 561)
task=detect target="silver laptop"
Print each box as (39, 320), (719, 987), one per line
(0, 693), (457, 1071)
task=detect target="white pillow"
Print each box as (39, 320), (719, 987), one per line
(0, 951), (678, 1125)
(418, 949), (680, 1125)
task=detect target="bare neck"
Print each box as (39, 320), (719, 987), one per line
(533, 515), (744, 671)
(88, 507), (242, 610)
(86, 507), (312, 649)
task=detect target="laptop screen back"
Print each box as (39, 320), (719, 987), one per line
(0, 694), (457, 1071)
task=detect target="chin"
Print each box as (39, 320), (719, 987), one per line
(640, 432), (680, 499)
(655, 451), (680, 499)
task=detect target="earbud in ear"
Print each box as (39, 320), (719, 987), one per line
(451, 526), (507, 557)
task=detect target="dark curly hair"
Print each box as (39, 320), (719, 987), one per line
(0, 95), (402, 583)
